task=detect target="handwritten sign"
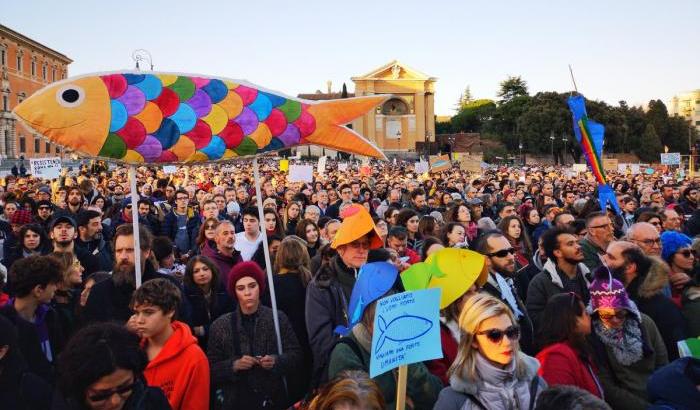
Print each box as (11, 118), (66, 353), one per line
(370, 288), (442, 378)
(317, 156), (327, 174)
(414, 161), (429, 174)
(29, 157), (62, 179)
(661, 153), (681, 165)
(162, 165), (178, 174)
(288, 165), (313, 182)
(572, 163), (587, 172)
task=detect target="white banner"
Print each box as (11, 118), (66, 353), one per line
(162, 165), (178, 174)
(317, 156), (327, 174)
(288, 165), (314, 182)
(30, 157), (62, 179)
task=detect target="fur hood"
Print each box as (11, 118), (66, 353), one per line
(636, 256), (670, 299)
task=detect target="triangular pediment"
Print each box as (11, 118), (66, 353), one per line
(352, 60), (435, 81)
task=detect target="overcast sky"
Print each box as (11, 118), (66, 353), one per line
(4, 0), (699, 115)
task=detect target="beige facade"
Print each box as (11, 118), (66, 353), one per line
(351, 61), (436, 154)
(668, 90), (700, 131)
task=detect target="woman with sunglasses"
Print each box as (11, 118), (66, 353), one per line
(195, 217), (220, 255)
(434, 293), (545, 410)
(660, 230), (694, 307)
(55, 322), (170, 409)
(587, 273), (667, 410)
(536, 293), (603, 398)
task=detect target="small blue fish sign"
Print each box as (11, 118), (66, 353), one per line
(369, 288), (442, 378)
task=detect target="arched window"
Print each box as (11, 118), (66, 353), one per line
(381, 98), (409, 115)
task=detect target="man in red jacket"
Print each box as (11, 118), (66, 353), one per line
(131, 278), (209, 410)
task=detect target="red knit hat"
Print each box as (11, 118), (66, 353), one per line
(227, 261), (266, 296)
(10, 209), (33, 226)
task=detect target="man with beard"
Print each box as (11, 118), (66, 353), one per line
(475, 231), (535, 354)
(202, 220), (242, 287)
(49, 215), (99, 279)
(409, 188), (430, 215)
(75, 210), (113, 272)
(82, 224), (178, 324)
(33, 199), (53, 232)
(54, 187), (85, 219)
(580, 212), (615, 272)
(526, 227), (591, 332)
(604, 241), (687, 360)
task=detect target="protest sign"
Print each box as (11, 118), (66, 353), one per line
(288, 165), (313, 182)
(429, 155), (451, 172)
(414, 161), (429, 174)
(317, 156), (327, 174)
(338, 163), (348, 172)
(572, 163), (587, 172)
(370, 288), (442, 378)
(602, 158), (618, 171)
(30, 157), (62, 179)
(660, 152), (681, 165)
(162, 165), (177, 174)
(630, 164), (640, 174)
(279, 159), (289, 172)
(460, 159), (481, 173)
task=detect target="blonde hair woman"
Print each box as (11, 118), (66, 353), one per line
(434, 293), (545, 410)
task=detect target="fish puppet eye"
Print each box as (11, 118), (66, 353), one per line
(55, 84), (85, 108)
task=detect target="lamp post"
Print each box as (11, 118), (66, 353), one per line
(562, 136), (568, 165)
(448, 134), (456, 160)
(396, 130), (402, 159)
(519, 142), (523, 165)
(549, 133), (555, 164)
(425, 131), (432, 159)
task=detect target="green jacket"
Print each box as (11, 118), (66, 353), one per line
(593, 313), (668, 410)
(328, 332), (442, 410)
(579, 237), (605, 272)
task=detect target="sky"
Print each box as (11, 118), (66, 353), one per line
(3, 0), (699, 115)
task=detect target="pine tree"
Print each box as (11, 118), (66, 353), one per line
(456, 85), (473, 111)
(635, 124), (663, 163)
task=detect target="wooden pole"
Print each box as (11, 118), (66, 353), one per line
(395, 365), (408, 410)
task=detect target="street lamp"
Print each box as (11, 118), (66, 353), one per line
(519, 142), (523, 165)
(448, 134), (456, 160)
(396, 130), (402, 159)
(562, 136), (568, 165)
(425, 131), (432, 158)
(549, 133), (555, 163)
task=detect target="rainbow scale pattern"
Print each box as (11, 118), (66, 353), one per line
(99, 73), (316, 163)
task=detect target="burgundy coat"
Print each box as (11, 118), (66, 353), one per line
(426, 322), (459, 386)
(536, 341), (603, 398)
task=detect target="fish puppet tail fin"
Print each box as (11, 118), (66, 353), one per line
(374, 315), (388, 354)
(598, 184), (622, 215)
(306, 95), (390, 160)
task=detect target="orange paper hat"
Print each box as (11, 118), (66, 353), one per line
(330, 204), (383, 249)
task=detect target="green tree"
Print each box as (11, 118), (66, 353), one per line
(450, 99), (496, 132)
(636, 124), (663, 162)
(497, 76), (529, 104)
(485, 95), (532, 151)
(455, 85), (473, 111)
(646, 100), (670, 147)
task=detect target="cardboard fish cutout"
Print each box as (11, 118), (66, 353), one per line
(13, 71), (389, 163)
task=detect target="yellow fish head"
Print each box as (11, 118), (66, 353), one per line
(13, 76), (110, 156)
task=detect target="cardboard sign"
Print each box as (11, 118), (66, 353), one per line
(29, 157), (62, 179)
(317, 156), (327, 174)
(279, 159), (289, 172)
(660, 153), (681, 165)
(460, 159), (482, 173)
(370, 289), (442, 378)
(414, 161), (429, 174)
(288, 165), (313, 182)
(430, 155), (451, 172)
(602, 158), (618, 171)
(572, 163), (588, 172)
(162, 165), (178, 174)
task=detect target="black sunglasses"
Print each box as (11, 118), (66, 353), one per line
(476, 325), (521, 344)
(486, 248), (516, 258)
(676, 249), (695, 258)
(87, 381), (135, 402)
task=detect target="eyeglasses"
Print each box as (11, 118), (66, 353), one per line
(486, 248), (516, 258)
(589, 222), (614, 230)
(341, 190), (352, 195)
(86, 381), (135, 402)
(38, 206), (51, 210)
(598, 310), (627, 321)
(635, 238), (661, 247)
(676, 249), (695, 258)
(476, 325), (520, 344)
(205, 224), (217, 229)
(348, 241), (371, 250)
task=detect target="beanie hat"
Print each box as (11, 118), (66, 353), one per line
(588, 268), (640, 321)
(331, 204), (383, 250)
(10, 209), (33, 226)
(227, 261), (266, 297)
(660, 230), (692, 262)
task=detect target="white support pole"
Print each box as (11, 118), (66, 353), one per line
(129, 165), (142, 288)
(253, 157), (283, 355)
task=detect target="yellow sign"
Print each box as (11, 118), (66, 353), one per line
(279, 159), (289, 172)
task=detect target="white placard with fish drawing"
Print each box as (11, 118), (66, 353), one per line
(370, 288), (442, 378)
(30, 157), (62, 179)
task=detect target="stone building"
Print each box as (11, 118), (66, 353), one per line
(1, 24), (72, 160)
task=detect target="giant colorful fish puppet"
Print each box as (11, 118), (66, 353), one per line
(567, 94), (621, 214)
(13, 71), (389, 163)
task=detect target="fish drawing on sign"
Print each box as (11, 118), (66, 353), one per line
(375, 314), (433, 354)
(12, 71), (389, 164)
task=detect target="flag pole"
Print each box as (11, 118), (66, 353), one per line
(568, 64), (579, 94)
(128, 165), (142, 287)
(253, 157), (283, 355)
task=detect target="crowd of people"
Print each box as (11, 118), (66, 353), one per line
(1, 157), (699, 410)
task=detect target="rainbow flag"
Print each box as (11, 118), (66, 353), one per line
(567, 95), (620, 214)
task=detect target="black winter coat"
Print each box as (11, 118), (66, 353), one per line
(183, 283), (235, 347)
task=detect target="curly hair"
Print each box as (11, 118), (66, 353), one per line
(57, 323), (147, 405)
(10, 255), (63, 297)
